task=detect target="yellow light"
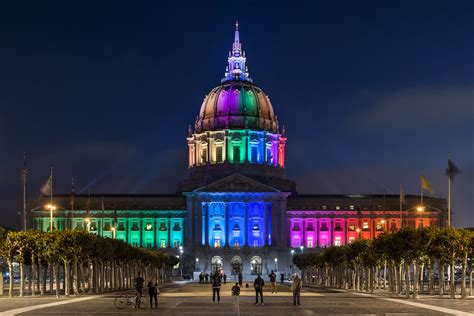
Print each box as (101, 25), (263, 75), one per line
(85, 218), (90, 223)
(111, 227), (115, 231)
(417, 206), (425, 212)
(45, 204), (56, 211)
(380, 219), (386, 224)
(356, 228), (361, 233)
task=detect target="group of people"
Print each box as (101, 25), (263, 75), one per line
(199, 271), (227, 284)
(208, 269), (303, 307)
(134, 272), (160, 309)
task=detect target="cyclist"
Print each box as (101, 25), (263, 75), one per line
(134, 272), (145, 308)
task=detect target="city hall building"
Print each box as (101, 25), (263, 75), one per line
(32, 23), (447, 278)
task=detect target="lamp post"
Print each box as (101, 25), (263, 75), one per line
(274, 258), (278, 272)
(380, 219), (386, 232)
(45, 204), (56, 231)
(290, 249), (295, 274)
(356, 228), (361, 239)
(299, 245), (304, 253)
(195, 258), (199, 272)
(111, 226), (115, 239)
(85, 217), (91, 232)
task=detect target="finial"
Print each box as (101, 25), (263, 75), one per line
(236, 20), (239, 31)
(188, 124), (192, 136)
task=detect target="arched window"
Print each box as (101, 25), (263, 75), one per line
(250, 256), (262, 275)
(231, 256), (242, 275)
(211, 256), (223, 274)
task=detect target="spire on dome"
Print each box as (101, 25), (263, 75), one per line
(222, 21), (252, 83)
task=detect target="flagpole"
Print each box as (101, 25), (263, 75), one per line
(101, 196), (104, 237)
(420, 176), (423, 207)
(448, 157), (451, 227)
(50, 167), (54, 232)
(70, 178), (75, 230)
(22, 152), (27, 231)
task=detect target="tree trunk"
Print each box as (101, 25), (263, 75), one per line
(63, 259), (70, 296)
(0, 264), (4, 296)
(8, 260), (14, 298)
(439, 263), (445, 297)
(428, 257), (434, 295)
(72, 255), (79, 295)
(19, 262), (25, 297)
(39, 258), (45, 295)
(450, 260), (455, 299)
(54, 263), (60, 297)
(413, 259), (420, 299)
(31, 253), (36, 296)
(461, 252), (467, 299)
(404, 262), (410, 298)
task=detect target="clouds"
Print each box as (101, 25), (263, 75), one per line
(351, 86), (473, 130)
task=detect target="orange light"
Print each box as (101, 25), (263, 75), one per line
(355, 228), (361, 233)
(417, 206), (425, 212)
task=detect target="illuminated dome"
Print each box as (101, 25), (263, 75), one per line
(195, 81), (278, 133)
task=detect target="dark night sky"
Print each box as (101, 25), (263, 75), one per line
(0, 1), (472, 229)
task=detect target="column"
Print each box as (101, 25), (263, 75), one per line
(271, 202), (277, 246)
(168, 218), (171, 248)
(265, 204), (269, 246)
(205, 203), (209, 246)
(225, 203), (229, 246)
(329, 218), (333, 247)
(302, 219), (306, 248)
(244, 203), (249, 246)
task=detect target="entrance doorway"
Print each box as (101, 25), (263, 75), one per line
(231, 256), (242, 275)
(250, 256), (262, 275)
(211, 256), (223, 274)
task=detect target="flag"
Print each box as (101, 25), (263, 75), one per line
(40, 175), (52, 196)
(400, 184), (406, 204)
(446, 159), (460, 181)
(421, 176), (434, 194)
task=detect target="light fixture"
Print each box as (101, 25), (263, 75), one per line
(417, 206), (425, 212)
(274, 258), (278, 263)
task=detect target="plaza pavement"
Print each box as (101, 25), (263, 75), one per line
(0, 282), (472, 315)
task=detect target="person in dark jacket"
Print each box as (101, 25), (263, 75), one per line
(211, 272), (221, 304)
(268, 270), (277, 293)
(253, 274), (265, 305)
(238, 272), (243, 286)
(147, 279), (159, 309)
(134, 272), (145, 308)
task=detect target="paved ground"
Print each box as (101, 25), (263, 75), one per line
(0, 282), (472, 315)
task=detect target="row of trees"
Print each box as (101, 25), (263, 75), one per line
(293, 227), (474, 299)
(0, 228), (179, 297)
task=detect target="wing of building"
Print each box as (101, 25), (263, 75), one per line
(31, 22), (447, 279)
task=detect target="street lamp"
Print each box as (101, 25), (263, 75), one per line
(290, 249), (295, 274)
(84, 217), (91, 232)
(356, 228), (361, 239)
(45, 204), (56, 231)
(274, 258), (278, 271)
(299, 245), (304, 253)
(179, 247), (184, 278)
(111, 226), (115, 239)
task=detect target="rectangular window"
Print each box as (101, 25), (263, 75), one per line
(174, 240), (180, 248)
(348, 237), (355, 243)
(390, 222), (397, 232)
(216, 146), (223, 162)
(307, 237), (313, 248)
(334, 222), (342, 231)
(234, 146), (241, 163)
(320, 222), (328, 231)
(362, 222), (369, 231)
(266, 147), (272, 163)
(201, 148), (207, 163)
(253, 239), (259, 247)
(251, 146), (258, 162)
(146, 238), (153, 248)
(348, 223), (355, 231)
(160, 239), (166, 248)
(376, 222), (384, 231)
(214, 239), (221, 248)
(334, 237), (341, 246)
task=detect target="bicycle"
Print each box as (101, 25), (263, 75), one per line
(114, 291), (148, 309)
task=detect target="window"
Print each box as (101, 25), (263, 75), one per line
(216, 146), (223, 162)
(320, 237), (328, 247)
(390, 221), (397, 232)
(132, 239), (139, 247)
(173, 240), (180, 248)
(159, 222), (167, 231)
(292, 223), (301, 231)
(376, 222), (384, 231)
(292, 236), (301, 247)
(251, 146), (258, 162)
(320, 222), (328, 231)
(348, 237), (355, 243)
(160, 239), (166, 248)
(253, 239), (259, 247)
(334, 237), (342, 246)
(146, 238), (153, 248)
(214, 239), (221, 248)
(362, 222), (369, 231)
(233, 146), (241, 162)
(145, 223), (153, 231)
(334, 222), (342, 231)
(348, 223), (355, 231)
(117, 222), (125, 231)
(266, 147), (272, 163)
(131, 222), (139, 231)
(172, 222), (181, 231)
(307, 222), (315, 231)
(307, 237), (313, 248)
(233, 240), (240, 248)
(201, 148), (207, 163)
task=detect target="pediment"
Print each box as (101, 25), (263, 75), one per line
(194, 174), (280, 193)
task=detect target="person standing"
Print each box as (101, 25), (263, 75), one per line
(238, 272), (243, 286)
(147, 279), (159, 309)
(268, 270), (277, 293)
(212, 272), (221, 304)
(134, 272), (145, 308)
(205, 273), (209, 283)
(223, 273), (227, 284)
(291, 273), (302, 306)
(253, 274), (265, 305)
(280, 273), (285, 284)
